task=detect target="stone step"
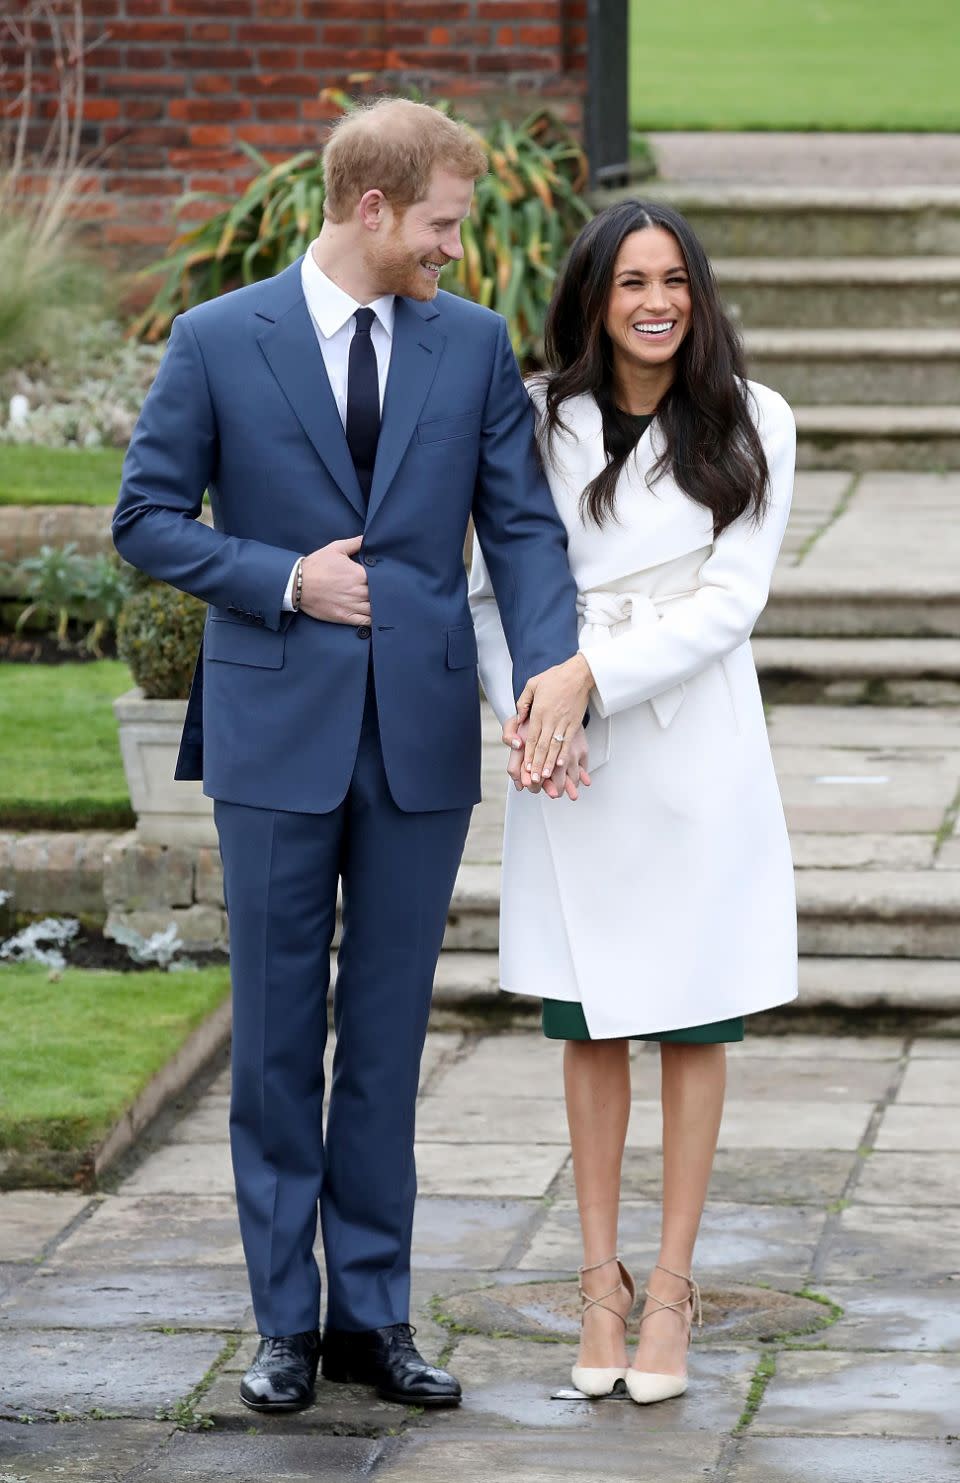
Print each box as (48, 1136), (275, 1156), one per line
(793, 405), (960, 471)
(753, 638), (960, 680)
(744, 329), (960, 406)
(761, 569), (960, 636)
(716, 257), (960, 330)
(426, 951), (960, 1016)
(441, 865), (960, 959)
(596, 185), (960, 258)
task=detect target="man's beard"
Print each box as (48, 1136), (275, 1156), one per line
(365, 232), (445, 301)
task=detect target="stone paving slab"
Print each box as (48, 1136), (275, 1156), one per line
(875, 1104), (960, 1151)
(731, 1036), (904, 1060)
(416, 1096), (874, 1152)
(120, 1143), (234, 1198)
(415, 1141), (569, 1198)
(551, 1148), (853, 1207)
(0, 1329), (225, 1419)
(132, 1430), (384, 1481)
(520, 1201), (824, 1289)
(47, 1195), (244, 1270)
(382, 1431), (725, 1483)
(417, 1335), (754, 1435)
(813, 1284), (960, 1352)
(896, 1059), (960, 1104)
(411, 1198), (541, 1272)
(754, 1350), (960, 1437)
(0, 1192), (91, 1262)
(854, 1151), (960, 1207)
(728, 1436), (960, 1483)
(723, 1057), (895, 1102)
(821, 1205), (960, 1281)
(0, 1263), (252, 1331)
(0, 1418), (168, 1479)
(166, 1096), (231, 1144)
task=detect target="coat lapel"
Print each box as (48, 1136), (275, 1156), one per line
(254, 259), (366, 520)
(365, 295), (443, 528)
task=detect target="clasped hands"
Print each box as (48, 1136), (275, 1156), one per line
(296, 538), (593, 801)
(502, 653), (594, 801)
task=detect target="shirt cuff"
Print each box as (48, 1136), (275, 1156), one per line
(281, 558), (300, 613)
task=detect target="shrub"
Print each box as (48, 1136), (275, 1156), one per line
(9, 544), (134, 653)
(116, 580), (206, 700)
(132, 98), (592, 366)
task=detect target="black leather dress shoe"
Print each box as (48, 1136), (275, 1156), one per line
(239, 1330), (321, 1412)
(321, 1323), (461, 1407)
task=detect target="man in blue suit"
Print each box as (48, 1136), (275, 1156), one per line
(113, 99), (583, 1412)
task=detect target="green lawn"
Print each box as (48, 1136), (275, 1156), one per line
(0, 964), (229, 1187)
(0, 660), (134, 829)
(630, 0), (960, 131)
(0, 444), (124, 506)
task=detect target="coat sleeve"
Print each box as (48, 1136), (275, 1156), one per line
(468, 537), (521, 726)
(112, 313), (301, 632)
(469, 320), (578, 701)
(581, 390), (796, 718)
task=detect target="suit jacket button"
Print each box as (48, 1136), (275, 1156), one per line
(363, 555), (378, 567)
(356, 625), (371, 639)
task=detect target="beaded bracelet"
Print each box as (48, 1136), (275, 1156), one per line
(292, 557), (304, 612)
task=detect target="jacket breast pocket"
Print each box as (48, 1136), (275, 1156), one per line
(417, 411), (482, 444)
(205, 618), (285, 668)
(446, 623), (478, 670)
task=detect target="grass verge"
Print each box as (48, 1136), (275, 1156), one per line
(630, 0), (959, 131)
(0, 660), (134, 829)
(0, 963), (230, 1189)
(0, 445), (125, 507)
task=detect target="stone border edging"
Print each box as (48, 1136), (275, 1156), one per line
(92, 994), (231, 1184)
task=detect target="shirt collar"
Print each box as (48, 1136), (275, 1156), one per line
(301, 246), (396, 340)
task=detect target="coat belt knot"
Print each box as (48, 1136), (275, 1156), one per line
(576, 589), (690, 738)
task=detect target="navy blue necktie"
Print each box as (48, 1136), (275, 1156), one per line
(346, 306), (380, 510)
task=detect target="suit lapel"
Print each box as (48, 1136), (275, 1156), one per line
(365, 295), (443, 528)
(254, 260), (366, 520)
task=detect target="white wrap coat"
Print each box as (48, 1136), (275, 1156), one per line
(469, 380), (799, 1038)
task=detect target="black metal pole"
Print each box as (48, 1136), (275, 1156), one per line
(585, 0), (630, 188)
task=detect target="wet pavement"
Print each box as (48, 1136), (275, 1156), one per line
(2, 1027), (960, 1479)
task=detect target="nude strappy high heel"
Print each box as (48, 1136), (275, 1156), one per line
(625, 1263), (703, 1405)
(570, 1255), (636, 1397)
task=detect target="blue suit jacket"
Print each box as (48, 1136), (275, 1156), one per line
(113, 258), (579, 814)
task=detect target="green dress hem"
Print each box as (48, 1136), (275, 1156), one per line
(542, 998), (745, 1043)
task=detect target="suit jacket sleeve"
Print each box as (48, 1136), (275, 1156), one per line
(468, 539), (520, 727)
(581, 391), (796, 717)
(112, 314), (301, 631)
(469, 319), (578, 705)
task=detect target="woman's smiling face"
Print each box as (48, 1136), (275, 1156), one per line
(604, 226), (692, 369)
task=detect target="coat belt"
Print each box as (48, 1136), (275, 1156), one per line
(576, 590), (695, 757)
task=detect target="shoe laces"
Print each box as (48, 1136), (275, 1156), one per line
(262, 1332), (311, 1366)
(385, 1322), (419, 1355)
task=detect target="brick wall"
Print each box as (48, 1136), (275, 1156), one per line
(3, 1), (588, 258)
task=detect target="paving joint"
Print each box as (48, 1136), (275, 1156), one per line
(808, 1044), (911, 1288)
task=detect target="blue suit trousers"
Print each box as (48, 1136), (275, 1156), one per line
(215, 672), (471, 1336)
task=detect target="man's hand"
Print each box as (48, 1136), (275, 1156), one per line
(512, 653), (595, 785)
(298, 535), (371, 624)
(504, 717), (591, 800)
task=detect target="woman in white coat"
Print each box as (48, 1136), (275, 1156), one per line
(469, 200), (798, 1406)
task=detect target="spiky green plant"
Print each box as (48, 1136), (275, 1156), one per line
(132, 98), (591, 366)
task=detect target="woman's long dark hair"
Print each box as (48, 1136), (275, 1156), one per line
(540, 199), (769, 535)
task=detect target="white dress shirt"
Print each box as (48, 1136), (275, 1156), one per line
(282, 247), (396, 609)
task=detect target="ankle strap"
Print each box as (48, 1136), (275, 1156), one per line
(578, 1254), (620, 1277)
(577, 1255), (630, 1330)
(643, 1264), (703, 1330)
